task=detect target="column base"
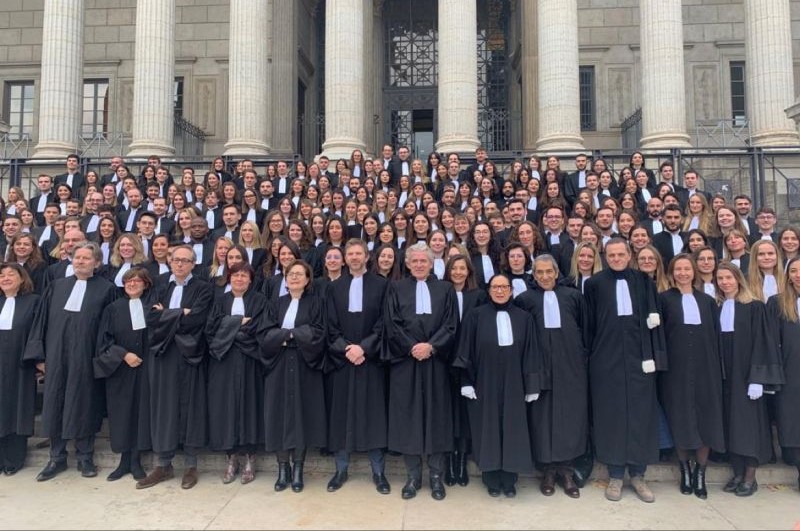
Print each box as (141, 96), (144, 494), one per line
(640, 132), (692, 149)
(435, 136), (480, 154)
(322, 137), (367, 161)
(32, 141), (79, 159)
(127, 140), (176, 158)
(223, 140), (270, 157)
(535, 134), (585, 152)
(750, 129), (800, 148)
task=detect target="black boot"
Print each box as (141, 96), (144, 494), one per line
(444, 452), (457, 486)
(291, 461), (305, 493)
(107, 452), (131, 482)
(678, 460), (693, 495)
(274, 462), (291, 492)
(130, 450), (146, 481)
(456, 451), (469, 486)
(693, 464), (708, 499)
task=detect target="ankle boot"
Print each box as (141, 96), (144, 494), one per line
(693, 464), (708, 499)
(222, 454), (239, 484)
(130, 450), (145, 481)
(678, 460), (693, 495)
(456, 451), (470, 486)
(107, 452), (131, 482)
(444, 452), (457, 486)
(291, 461), (305, 493)
(241, 454), (256, 484)
(274, 462), (291, 492)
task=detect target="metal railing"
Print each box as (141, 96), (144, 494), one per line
(621, 108), (642, 151)
(0, 133), (32, 159)
(79, 132), (128, 160)
(693, 119), (751, 148)
(173, 112), (207, 158)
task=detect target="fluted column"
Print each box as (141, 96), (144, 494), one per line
(521, 0), (538, 152)
(33, 0), (84, 159)
(436, 0), (479, 153)
(128, 0), (175, 157)
(745, 0), (800, 147)
(535, 0), (583, 151)
(270, 0), (296, 157)
(322, 0), (366, 159)
(639, 0), (691, 149)
(224, 0), (270, 156)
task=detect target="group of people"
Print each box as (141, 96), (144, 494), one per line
(0, 146), (798, 505)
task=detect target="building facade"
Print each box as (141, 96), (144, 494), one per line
(1, 0), (800, 162)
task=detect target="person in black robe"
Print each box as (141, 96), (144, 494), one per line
(658, 254), (725, 499)
(135, 244), (213, 490)
(715, 262), (784, 496)
(256, 259), (326, 493)
(325, 239), (390, 494)
(443, 254), (487, 487)
(23, 242), (117, 481)
(769, 257), (800, 491)
(454, 273), (538, 498)
(383, 242), (458, 501)
(205, 263), (266, 486)
(515, 254), (589, 499)
(93, 267), (155, 482)
(0, 264), (39, 475)
(584, 237), (666, 503)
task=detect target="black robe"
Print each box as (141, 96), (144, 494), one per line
(23, 276), (116, 440)
(326, 273), (388, 452)
(657, 289), (725, 452)
(720, 300), (784, 463)
(452, 288), (488, 441)
(768, 297), (800, 449)
(514, 286), (590, 464)
(453, 301), (537, 473)
(93, 294), (155, 453)
(205, 289), (266, 452)
(383, 276), (458, 455)
(584, 268), (666, 466)
(148, 275), (213, 452)
(257, 292), (327, 452)
(0, 293), (39, 438)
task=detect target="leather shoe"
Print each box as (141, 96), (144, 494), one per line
(487, 486), (501, 497)
(291, 462), (305, 493)
(373, 473), (391, 495)
(540, 467), (556, 496)
(77, 460), (98, 478)
(4, 466), (20, 476)
(222, 455), (239, 485)
(735, 480), (758, 497)
(136, 465), (174, 489)
(503, 485), (517, 498)
(430, 474), (446, 501)
(559, 471), (581, 498)
(181, 467), (198, 489)
(401, 477), (421, 500)
(327, 470), (348, 492)
(36, 460), (67, 482)
(241, 454), (256, 485)
(274, 462), (291, 492)
(723, 475), (743, 493)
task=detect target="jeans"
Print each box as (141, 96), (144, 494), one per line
(607, 463), (647, 479)
(335, 448), (385, 475)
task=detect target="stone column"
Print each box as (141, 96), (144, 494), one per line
(436, 0), (479, 154)
(127, 0), (176, 157)
(224, 0), (271, 156)
(745, 0), (800, 147)
(321, 0), (366, 159)
(33, 0), (85, 159)
(362, 0), (375, 157)
(371, 1), (385, 156)
(639, 0), (691, 149)
(521, 0), (538, 153)
(270, 0), (296, 157)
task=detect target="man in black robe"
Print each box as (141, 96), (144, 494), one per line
(135, 245), (212, 490)
(584, 238), (665, 503)
(24, 242), (116, 481)
(325, 239), (390, 494)
(383, 242), (458, 501)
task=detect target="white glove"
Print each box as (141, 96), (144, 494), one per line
(642, 360), (656, 374)
(747, 383), (763, 400)
(646, 313), (661, 329)
(460, 385), (477, 400)
(525, 393), (540, 402)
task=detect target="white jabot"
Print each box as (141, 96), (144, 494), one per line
(703, 282), (716, 298)
(65, 263), (74, 277)
(245, 247), (254, 264)
(720, 299), (735, 332)
(741, 216), (751, 234)
(549, 232), (561, 246)
(64, 279), (87, 312)
(433, 258), (445, 279)
(125, 208), (137, 231)
(37, 193), (48, 212)
(796, 297), (800, 320)
(281, 297), (299, 329)
(689, 216), (699, 230)
(182, 235), (192, 244)
(129, 298), (146, 330)
(215, 264), (225, 278)
(246, 209), (256, 223)
(231, 296), (245, 316)
(527, 197), (538, 211)
(763, 274), (778, 300)
(158, 262), (169, 275)
(401, 161), (409, 175)
(481, 254), (495, 285)
(0, 297), (15, 330)
(261, 198), (271, 210)
(278, 178), (287, 194)
(415, 280), (432, 315)
(456, 291), (464, 320)
(168, 274), (192, 309)
(193, 243), (204, 264)
(278, 277), (288, 297)
(761, 233), (773, 241)
(651, 220), (663, 234)
(681, 294), (701, 325)
(641, 188), (652, 202)
(348, 275), (363, 312)
(578, 171), (586, 188)
(66, 174), (74, 188)
(205, 210), (215, 229)
(398, 191), (408, 207)
(101, 242), (110, 265)
(367, 241), (374, 252)
(114, 262), (132, 287)
(616, 279), (633, 316)
(38, 225), (52, 246)
(224, 283), (232, 293)
(511, 278), (527, 298)
(543, 291), (562, 329)
(496, 311), (514, 346)
(670, 232), (683, 255)
(731, 258), (741, 268)
(397, 236), (406, 248)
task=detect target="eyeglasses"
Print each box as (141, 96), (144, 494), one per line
(286, 271), (306, 278)
(171, 258), (193, 264)
(489, 285), (511, 291)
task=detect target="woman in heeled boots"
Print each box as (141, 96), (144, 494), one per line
(658, 255), (726, 499)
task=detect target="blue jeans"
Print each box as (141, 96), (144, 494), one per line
(607, 463), (647, 479)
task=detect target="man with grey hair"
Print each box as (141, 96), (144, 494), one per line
(383, 242), (458, 501)
(25, 241), (117, 481)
